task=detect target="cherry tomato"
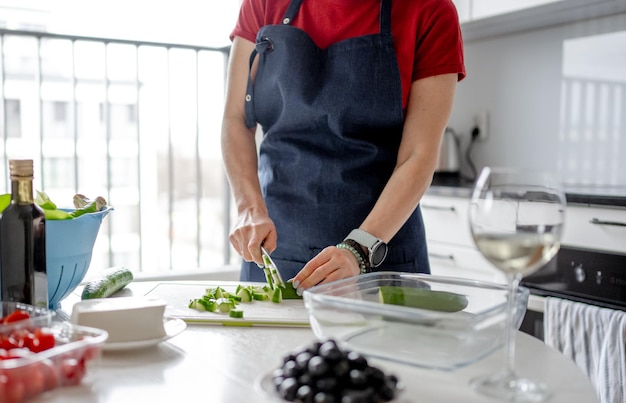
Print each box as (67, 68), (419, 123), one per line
(0, 336), (19, 351)
(39, 359), (60, 391)
(60, 356), (87, 386)
(24, 363), (46, 398)
(30, 329), (56, 353)
(2, 310), (30, 324)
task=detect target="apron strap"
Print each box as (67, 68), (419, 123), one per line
(380, 0), (392, 35)
(244, 49), (259, 129)
(245, 37), (276, 128)
(283, 0), (304, 25)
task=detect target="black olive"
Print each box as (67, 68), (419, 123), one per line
(283, 359), (301, 378)
(348, 369), (368, 389)
(308, 355), (330, 377)
(299, 372), (314, 386)
(314, 392), (336, 403)
(346, 351), (368, 370)
(319, 340), (343, 361)
(340, 389), (371, 403)
(297, 384), (315, 403)
(376, 384), (396, 401)
(273, 375), (285, 390)
(385, 374), (399, 387)
(333, 358), (351, 378)
(311, 341), (323, 353)
(364, 366), (385, 386)
(296, 351), (314, 370)
(279, 377), (300, 401)
(272, 368), (285, 379)
(315, 376), (338, 392)
(275, 339), (400, 403)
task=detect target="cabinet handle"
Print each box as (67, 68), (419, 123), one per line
(590, 218), (626, 227)
(429, 253), (455, 261)
(421, 204), (456, 212)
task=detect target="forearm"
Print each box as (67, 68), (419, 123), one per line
(221, 119), (266, 215)
(359, 74), (458, 242)
(362, 151), (436, 243)
(220, 36), (266, 216)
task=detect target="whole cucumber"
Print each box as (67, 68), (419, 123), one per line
(81, 266), (134, 300)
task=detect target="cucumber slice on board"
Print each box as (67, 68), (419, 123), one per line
(279, 281), (301, 300)
(81, 266), (134, 300)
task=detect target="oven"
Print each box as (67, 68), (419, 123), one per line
(519, 246), (626, 340)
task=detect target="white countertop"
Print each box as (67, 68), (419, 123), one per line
(35, 281), (599, 403)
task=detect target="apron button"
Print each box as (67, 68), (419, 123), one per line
(245, 94), (252, 102)
(282, 17), (291, 24)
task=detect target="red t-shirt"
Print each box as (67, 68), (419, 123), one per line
(231, 0), (466, 108)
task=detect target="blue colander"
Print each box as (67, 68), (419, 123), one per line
(46, 207), (112, 309)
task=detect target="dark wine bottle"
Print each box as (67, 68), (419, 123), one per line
(0, 159), (48, 307)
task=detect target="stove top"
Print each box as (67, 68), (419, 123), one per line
(522, 246), (626, 310)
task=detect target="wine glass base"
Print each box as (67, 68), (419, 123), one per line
(470, 371), (550, 402)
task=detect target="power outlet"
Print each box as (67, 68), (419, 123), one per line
(473, 111), (489, 141)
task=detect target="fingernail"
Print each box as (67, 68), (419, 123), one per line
(256, 263), (264, 268)
(292, 280), (300, 288)
(296, 287), (304, 296)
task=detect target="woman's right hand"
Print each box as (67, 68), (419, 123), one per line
(229, 208), (277, 267)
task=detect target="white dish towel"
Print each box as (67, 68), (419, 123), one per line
(544, 297), (626, 403)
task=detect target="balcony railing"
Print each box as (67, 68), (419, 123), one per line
(0, 28), (238, 277)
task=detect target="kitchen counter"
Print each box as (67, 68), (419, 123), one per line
(35, 280), (599, 403)
(428, 174), (626, 207)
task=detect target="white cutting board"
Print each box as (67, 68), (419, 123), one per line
(144, 282), (310, 327)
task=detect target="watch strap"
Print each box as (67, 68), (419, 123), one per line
(344, 229), (380, 250)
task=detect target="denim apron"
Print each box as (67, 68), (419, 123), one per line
(241, 0), (430, 281)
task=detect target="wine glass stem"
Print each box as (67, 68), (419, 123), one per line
(504, 273), (522, 378)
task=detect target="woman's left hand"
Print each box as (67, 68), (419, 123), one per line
(291, 246), (360, 295)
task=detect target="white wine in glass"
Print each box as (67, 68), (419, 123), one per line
(469, 167), (566, 402)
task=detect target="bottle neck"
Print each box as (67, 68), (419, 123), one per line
(11, 178), (34, 205)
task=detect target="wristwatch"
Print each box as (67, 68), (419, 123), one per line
(344, 229), (388, 268)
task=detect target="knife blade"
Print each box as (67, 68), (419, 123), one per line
(261, 246), (285, 288)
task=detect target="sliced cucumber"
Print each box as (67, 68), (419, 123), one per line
(81, 266), (134, 300)
(378, 286), (468, 312)
(280, 281), (301, 300)
(216, 298), (235, 313)
(252, 292), (268, 301)
(229, 309), (244, 318)
(271, 287), (283, 304)
(236, 287), (252, 302)
(188, 299), (206, 311)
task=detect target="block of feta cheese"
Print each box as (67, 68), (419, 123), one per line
(70, 296), (167, 343)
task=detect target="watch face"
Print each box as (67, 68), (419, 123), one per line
(371, 243), (388, 267)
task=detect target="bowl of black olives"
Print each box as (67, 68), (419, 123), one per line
(256, 338), (402, 402)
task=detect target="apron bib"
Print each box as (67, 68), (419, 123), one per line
(241, 0), (429, 281)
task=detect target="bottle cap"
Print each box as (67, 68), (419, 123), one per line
(9, 159), (34, 179)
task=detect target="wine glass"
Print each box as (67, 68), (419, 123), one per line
(468, 167), (566, 402)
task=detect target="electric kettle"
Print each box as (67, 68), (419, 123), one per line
(435, 127), (461, 173)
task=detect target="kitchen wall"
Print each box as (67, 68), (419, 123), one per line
(448, 11), (626, 189)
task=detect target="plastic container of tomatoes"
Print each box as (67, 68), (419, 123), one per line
(0, 301), (108, 402)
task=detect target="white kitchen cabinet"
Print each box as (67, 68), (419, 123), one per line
(420, 193), (506, 284)
(421, 190), (626, 284)
(562, 205), (626, 253)
(458, 0), (626, 42)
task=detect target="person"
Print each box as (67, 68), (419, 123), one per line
(221, 0), (466, 295)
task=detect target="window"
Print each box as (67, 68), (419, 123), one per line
(5, 99), (21, 138)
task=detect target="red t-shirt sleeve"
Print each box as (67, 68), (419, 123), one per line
(412, 0), (466, 82)
(230, 0), (268, 43)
